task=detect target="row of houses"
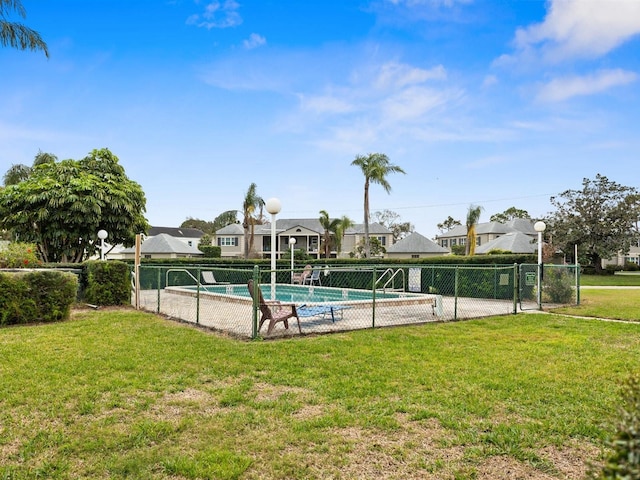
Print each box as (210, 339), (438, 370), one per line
(111, 218), (552, 260)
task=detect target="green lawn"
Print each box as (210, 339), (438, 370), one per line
(580, 273), (640, 286)
(2, 308), (639, 479)
(551, 288), (640, 321)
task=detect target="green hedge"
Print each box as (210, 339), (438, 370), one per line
(83, 261), (131, 306)
(0, 271), (78, 325)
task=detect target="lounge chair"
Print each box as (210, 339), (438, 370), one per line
(292, 265), (312, 284)
(303, 269), (322, 286)
(247, 280), (301, 334)
(297, 304), (349, 323)
(201, 271), (229, 285)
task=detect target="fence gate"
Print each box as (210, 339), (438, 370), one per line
(519, 263), (540, 311)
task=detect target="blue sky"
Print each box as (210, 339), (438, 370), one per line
(2, 0), (639, 239)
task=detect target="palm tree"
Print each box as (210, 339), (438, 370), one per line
(351, 153), (405, 258)
(465, 204), (484, 256)
(3, 150), (56, 186)
(241, 183), (264, 259)
(318, 210), (340, 259)
(1, 0), (49, 57)
(334, 215), (355, 256)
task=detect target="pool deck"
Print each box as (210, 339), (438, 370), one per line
(138, 288), (518, 339)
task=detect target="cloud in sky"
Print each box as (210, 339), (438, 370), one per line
(186, 0), (242, 29)
(536, 69), (638, 102)
(243, 33), (266, 50)
(513, 0), (640, 62)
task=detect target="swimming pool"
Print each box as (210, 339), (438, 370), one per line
(165, 283), (434, 308)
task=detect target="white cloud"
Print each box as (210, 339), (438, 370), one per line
(374, 62), (446, 89)
(537, 69), (638, 102)
(299, 94), (354, 115)
(514, 0), (640, 62)
(243, 33), (266, 50)
(186, 0), (242, 29)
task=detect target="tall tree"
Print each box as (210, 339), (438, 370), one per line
(0, 148), (148, 262)
(465, 204), (483, 256)
(437, 215), (462, 234)
(334, 215), (355, 255)
(241, 183), (264, 259)
(351, 153), (405, 258)
(319, 210), (341, 259)
(490, 207), (531, 223)
(1, 0), (48, 57)
(372, 209), (414, 242)
(3, 150), (57, 186)
(546, 174), (640, 273)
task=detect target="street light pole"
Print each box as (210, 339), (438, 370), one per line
(265, 198), (281, 300)
(97, 229), (108, 261)
(534, 221), (546, 310)
(289, 237), (296, 284)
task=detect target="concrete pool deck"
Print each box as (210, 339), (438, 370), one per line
(137, 287), (520, 339)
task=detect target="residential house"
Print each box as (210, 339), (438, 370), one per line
(215, 219), (393, 259)
(147, 226), (205, 249)
(118, 233), (204, 260)
(475, 231), (538, 254)
(436, 219), (538, 254)
(385, 232), (449, 259)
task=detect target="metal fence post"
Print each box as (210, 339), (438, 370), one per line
(372, 266), (377, 329)
(513, 263), (518, 314)
(252, 265), (260, 339)
(576, 263), (581, 306)
(196, 267), (201, 325)
(454, 265), (459, 321)
(156, 267), (161, 314)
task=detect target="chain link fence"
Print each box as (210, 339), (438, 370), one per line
(133, 263), (580, 339)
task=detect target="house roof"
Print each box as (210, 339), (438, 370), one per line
(437, 219), (536, 239)
(215, 219), (392, 236)
(216, 223), (244, 235)
(475, 231), (537, 254)
(120, 233), (204, 255)
(386, 232), (449, 254)
(148, 226), (205, 238)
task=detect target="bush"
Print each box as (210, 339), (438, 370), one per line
(0, 242), (41, 268)
(0, 271), (77, 325)
(199, 245), (221, 258)
(590, 375), (640, 479)
(624, 261), (640, 272)
(83, 261), (131, 306)
(605, 264), (624, 275)
(542, 268), (574, 304)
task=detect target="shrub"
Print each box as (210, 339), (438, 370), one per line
(605, 264), (623, 275)
(24, 271), (78, 322)
(542, 268), (574, 304)
(0, 271), (76, 325)
(0, 242), (41, 268)
(199, 245), (221, 258)
(83, 261), (130, 306)
(624, 261), (640, 272)
(590, 375), (640, 479)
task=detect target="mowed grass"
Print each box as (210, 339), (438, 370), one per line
(580, 274), (640, 286)
(2, 309), (640, 479)
(551, 288), (640, 321)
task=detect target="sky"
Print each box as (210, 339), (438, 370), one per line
(2, 0), (640, 239)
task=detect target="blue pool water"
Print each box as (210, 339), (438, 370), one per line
(186, 284), (402, 303)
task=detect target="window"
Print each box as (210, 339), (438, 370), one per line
(217, 237), (238, 247)
(451, 239), (456, 246)
(459, 238), (466, 245)
(476, 237), (481, 246)
(376, 236), (387, 246)
(188, 241), (193, 247)
(411, 254), (420, 259)
(441, 239), (448, 247)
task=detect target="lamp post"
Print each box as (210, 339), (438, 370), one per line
(289, 237), (296, 283)
(97, 229), (108, 261)
(534, 221), (546, 309)
(265, 198), (281, 300)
